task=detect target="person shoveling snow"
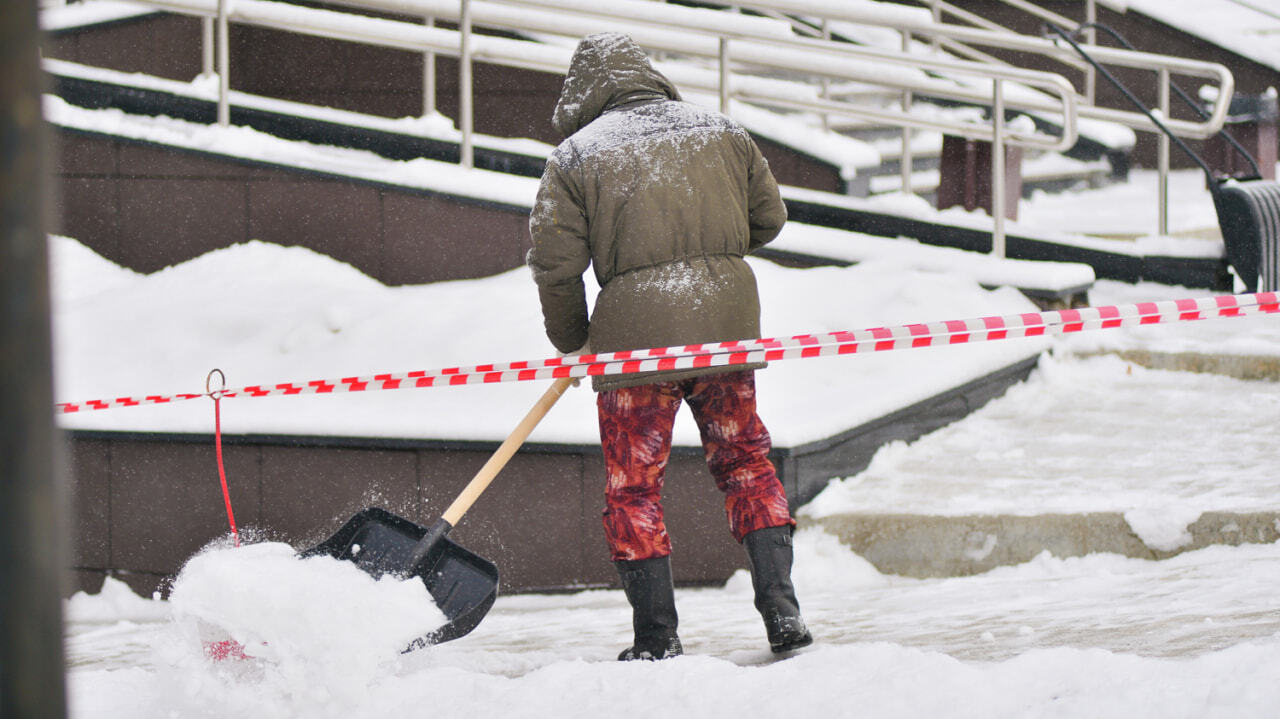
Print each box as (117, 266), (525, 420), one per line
(528, 32), (812, 659)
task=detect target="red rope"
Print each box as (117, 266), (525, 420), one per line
(208, 370), (240, 547)
(201, 370), (250, 663)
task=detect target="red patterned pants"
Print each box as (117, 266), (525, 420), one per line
(597, 370), (795, 562)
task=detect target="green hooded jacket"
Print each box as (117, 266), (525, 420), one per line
(527, 33), (787, 391)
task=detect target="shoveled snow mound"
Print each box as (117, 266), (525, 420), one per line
(168, 541), (447, 703)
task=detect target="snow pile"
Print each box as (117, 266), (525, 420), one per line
(1123, 506), (1204, 552)
(162, 540), (447, 712)
(65, 572), (168, 624)
(49, 235), (1048, 448)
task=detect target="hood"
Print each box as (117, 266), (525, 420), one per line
(551, 33), (682, 139)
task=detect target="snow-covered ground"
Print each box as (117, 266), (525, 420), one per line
(38, 9), (1280, 711)
(57, 222), (1280, 719)
(66, 518), (1280, 719)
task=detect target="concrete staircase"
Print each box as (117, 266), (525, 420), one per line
(816, 80), (1125, 204)
(811, 510), (1280, 578)
(793, 323), (1280, 579)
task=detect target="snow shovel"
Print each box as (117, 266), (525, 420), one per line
(304, 376), (576, 650)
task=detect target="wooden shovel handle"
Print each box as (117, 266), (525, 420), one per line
(440, 376), (577, 526)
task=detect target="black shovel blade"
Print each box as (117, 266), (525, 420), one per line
(303, 507), (499, 650)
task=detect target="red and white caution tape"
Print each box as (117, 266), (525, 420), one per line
(55, 291), (1279, 414)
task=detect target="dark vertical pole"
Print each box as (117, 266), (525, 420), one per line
(1, 0), (69, 715)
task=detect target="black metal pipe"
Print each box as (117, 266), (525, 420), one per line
(1063, 21), (1263, 179)
(1046, 21), (1218, 183)
(1, 0), (69, 715)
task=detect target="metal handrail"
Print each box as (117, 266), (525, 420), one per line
(852, 0), (1235, 237)
(63, 0), (1236, 255)
(129, 0), (1079, 152)
(316, 0), (1077, 146)
(913, 0), (1094, 89)
(730, 0), (1235, 141)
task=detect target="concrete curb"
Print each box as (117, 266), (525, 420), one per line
(808, 511), (1280, 578)
(1086, 350), (1280, 382)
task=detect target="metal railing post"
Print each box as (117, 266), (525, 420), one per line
(424, 16), (436, 117)
(930, 0), (942, 53)
(216, 0), (229, 126)
(991, 79), (1007, 258)
(1084, 0), (1097, 105)
(718, 37), (730, 114)
(820, 19), (830, 132)
(1158, 68), (1170, 236)
(202, 16), (214, 77)
(459, 0), (473, 169)
(901, 30), (914, 196)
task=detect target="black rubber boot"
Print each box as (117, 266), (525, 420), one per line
(744, 526), (813, 654)
(615, 556), (683, 661)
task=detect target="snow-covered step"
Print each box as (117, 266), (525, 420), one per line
(810, 510), (1280, 578)
(799, 281), (1280, 577)
(867, 154), (1115, 196)
(866, 129), (944, 161)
